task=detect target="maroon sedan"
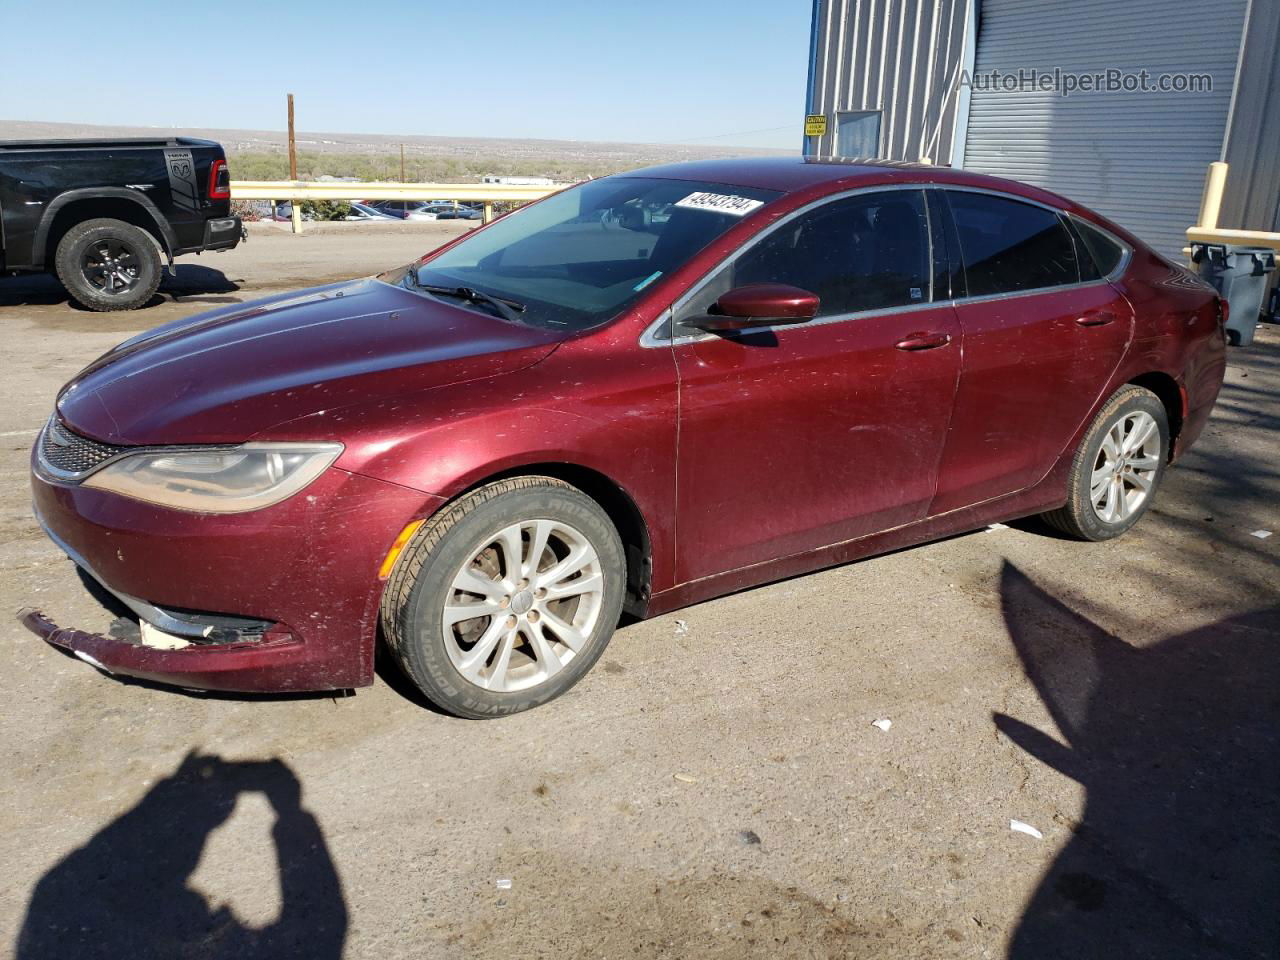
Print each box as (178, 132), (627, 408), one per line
(26, 157), (1225, 717)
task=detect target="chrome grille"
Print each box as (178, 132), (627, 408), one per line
(39, 417), (127, 479)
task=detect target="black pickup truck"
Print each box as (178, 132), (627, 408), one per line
(0, 137), (242, 311)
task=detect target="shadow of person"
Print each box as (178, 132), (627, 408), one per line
(16, 752), (347, 959)
(994, 562), (1279, 959)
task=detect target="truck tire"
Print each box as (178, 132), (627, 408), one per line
(381, 476), (626, 718)
(54, 218), (163, 312)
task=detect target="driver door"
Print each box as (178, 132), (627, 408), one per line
(671, 189), (962, 583)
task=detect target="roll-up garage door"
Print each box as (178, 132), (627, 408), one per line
(960, 0), (1247, 258)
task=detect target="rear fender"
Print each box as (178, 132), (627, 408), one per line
(33, 188), (178, 269)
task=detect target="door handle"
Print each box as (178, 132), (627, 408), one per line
(1075, 311), (1116, 327)
(895, 331), (952, 351)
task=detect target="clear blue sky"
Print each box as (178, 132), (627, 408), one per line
(12, 0), (813, 148)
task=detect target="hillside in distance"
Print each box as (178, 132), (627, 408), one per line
(0, 120), (791, 182)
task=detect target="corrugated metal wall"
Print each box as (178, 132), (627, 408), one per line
(1221, 1), (1280, 234)
(807, 0), (969, 162)
(960, 0), (1247, 258)
(806, 0), (1275, 258)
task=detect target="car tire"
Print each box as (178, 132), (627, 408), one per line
(54, 218), (163, 312)
(1041, 384), (1169, 541)
(381, 476), (626, 718)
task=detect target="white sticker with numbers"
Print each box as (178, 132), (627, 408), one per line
(674, 192), (764, 217)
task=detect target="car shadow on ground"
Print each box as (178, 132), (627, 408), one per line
(995, 562), (1279, 959)
(14, 752), (347, 959)
(0, 263), (241, 310)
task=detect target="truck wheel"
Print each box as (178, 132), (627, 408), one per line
(1041, 385), (1169, 541)
(54, 218), (163, 312)
(381, 476), (626, 718)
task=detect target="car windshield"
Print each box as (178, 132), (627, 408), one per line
(390, 177), (780, 330)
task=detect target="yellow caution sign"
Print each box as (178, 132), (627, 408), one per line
(804, 114), (828, 137)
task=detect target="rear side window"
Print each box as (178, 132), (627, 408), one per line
(1073, 218), (1127, 277)
(946, 192), (1079, 296)
(730, 190), (932, 317)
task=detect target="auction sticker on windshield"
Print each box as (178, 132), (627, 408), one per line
(674, 192), (765, 216)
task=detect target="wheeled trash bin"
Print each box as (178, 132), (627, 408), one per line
(1191, 243), (1277, 346)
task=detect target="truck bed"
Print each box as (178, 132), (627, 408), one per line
(0, 137), (219, 152)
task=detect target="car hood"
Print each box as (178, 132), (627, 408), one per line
(56, 278), (563, 445)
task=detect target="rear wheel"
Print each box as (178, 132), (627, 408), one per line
(54, 218), (162, 312)
(381, 477), (625, 718)
(1042, 384), (1169, 541)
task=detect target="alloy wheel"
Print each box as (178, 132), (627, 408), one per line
(81, 239), (141, 295)
(442, 519), (604, 692)
(1090, 410), (1161, 524)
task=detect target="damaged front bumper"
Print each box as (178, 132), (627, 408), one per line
(19, 606), (311, 691)
(20, 517), (299, 689)
(26, 457), (441, 693)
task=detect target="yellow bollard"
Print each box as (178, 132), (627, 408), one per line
(1196, 161), (1228, 230)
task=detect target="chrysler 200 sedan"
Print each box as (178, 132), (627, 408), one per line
(26, 157), (1226, 717)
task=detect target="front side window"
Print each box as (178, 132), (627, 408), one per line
(678, 190), (932, 325)
(394, 177), (780, 331)
(946, 192), (1079, 296)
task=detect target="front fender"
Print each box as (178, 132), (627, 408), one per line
(268, 337), (681, 593)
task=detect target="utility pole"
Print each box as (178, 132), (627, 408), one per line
(287, 93), (301, 234)
(400, 143), (406, 182)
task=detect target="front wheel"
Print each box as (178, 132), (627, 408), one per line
(1041, 384), (1169, 541)
(381, 477), (626, 718)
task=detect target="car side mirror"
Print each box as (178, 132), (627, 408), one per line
(686, 284), (820, 332)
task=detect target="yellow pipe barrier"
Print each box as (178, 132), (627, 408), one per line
(229, 181), (561, 232)
(229, 180), (559, 202)
(1186, 161), (1280, 254)
(1186, 227), (1280, 254)
(1196, 161), (1229, 230)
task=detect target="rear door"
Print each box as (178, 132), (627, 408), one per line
(671, 188), (962, 582)
(929, 189), (1133, 514)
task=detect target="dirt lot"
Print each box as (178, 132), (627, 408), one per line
(1, 228), (1276, 959)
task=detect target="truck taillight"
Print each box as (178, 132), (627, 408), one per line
(209, 158), (230, 200)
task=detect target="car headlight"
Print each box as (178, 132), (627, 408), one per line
(82, 442), (343, 513)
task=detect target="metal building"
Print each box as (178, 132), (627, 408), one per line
(804, 0), (1280, 258)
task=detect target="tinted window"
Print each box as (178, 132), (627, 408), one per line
(728, 191), (932, 318)
(1074, 218), (1126, 277)
(947, 192), (1078, 296)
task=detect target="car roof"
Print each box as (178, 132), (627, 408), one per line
(616, 154), (1080, 211)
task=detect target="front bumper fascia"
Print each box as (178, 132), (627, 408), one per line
(25, 461), (441, 693)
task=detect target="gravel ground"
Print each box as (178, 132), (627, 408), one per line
(1, 231), (1276, 959)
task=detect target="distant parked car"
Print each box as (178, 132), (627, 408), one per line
(432, 204), (481, 221)
(367, 201), (436, 220)
(265, 202), (314, 223)
(27, 157), (1227, 719)
(344, 202), (397, 222)
(366, 201), (479, 222)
